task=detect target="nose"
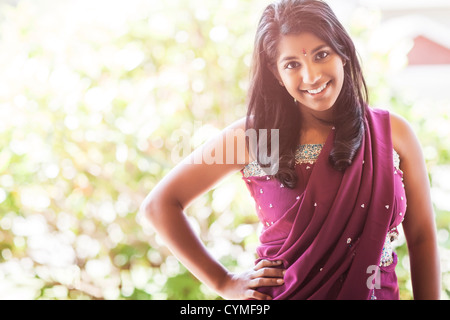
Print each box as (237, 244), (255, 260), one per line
(301, 63), (321, 85)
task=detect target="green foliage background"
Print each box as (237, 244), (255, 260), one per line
(0, 0), (448, 299)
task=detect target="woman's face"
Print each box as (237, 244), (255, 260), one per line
(273, 32), (345, 115)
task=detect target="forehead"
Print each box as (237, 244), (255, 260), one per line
(277, 32), (327, 58)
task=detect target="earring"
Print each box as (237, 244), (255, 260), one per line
(294, 98), (297, 103)
(279, 81), (284, 87)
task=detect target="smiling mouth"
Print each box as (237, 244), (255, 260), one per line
(302, 81), (330, 95)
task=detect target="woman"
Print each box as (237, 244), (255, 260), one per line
(141, 0), (440, 300)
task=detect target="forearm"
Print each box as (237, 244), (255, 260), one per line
(142, 199), (229, 294)
(408, 239), (441, 300)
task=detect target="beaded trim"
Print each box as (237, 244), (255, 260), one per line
(242, 161), (268, 178)
(242, 144), (324, 178)
(242, 144), (401, 178)
(393, 150), (400, 171)
(380, 229), (399, 267)
(294, 144), (324, 165)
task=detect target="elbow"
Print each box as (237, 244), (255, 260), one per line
(140, 193), (160, 227)
(139, 190), (182, 228)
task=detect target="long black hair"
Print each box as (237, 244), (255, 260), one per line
(246, 0), (368, 188)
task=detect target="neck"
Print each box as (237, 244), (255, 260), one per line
(298, 105), (335, 145)
(299, 103), (334, 126)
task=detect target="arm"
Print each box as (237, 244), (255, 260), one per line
(391, 113), (441, 300)
(140, 118), (284, 299)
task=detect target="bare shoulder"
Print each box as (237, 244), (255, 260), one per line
(225, 116), (247, 131)
(191, 116), (251, 168)
(221, 116), (254, 164)
(389, 111), (421, 161)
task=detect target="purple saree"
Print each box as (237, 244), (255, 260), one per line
(241, 108), (407, 300)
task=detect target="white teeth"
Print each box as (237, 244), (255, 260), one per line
(307, 82), (328, 94)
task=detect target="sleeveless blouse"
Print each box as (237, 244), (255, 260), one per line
(240, 109), (407, 300)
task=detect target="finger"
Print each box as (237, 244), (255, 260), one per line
(249, 277), (284, 288)
(245, 289), (273, 301)
(252, 267), (285, 279)
(254, 259), (283, 270)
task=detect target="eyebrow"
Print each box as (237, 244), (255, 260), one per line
(279, 44), (329, 64)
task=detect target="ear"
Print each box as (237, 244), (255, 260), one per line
(267, 63), (283, 86)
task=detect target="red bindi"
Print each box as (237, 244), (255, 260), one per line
(302, 48), (307, 56)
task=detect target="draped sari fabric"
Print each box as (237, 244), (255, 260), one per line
(242, 108), (401, 300)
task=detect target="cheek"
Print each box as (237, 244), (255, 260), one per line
(279, 75), (298, 94)
(284, 81), (301, 99)
(335, 70), (345, 90)
(283, 78), (297, 90)
(332, 64), (345, 91)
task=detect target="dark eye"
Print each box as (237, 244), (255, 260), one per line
(315, 51), (329, 60)
(285, 61), (300, 69)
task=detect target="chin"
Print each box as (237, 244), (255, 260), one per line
(298, 102), (335, 113)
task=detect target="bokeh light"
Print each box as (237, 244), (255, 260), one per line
(0, 0), (449, 300)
